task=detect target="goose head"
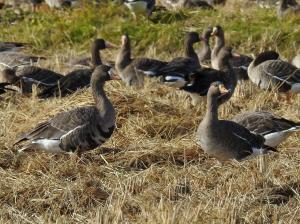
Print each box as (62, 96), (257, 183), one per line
(202, 26), (213, 42)
(185, 32), (202, 45)
(211, 25), (224, 37)
(121, 34), (130, 49)
(91, 65), (120, 84)
(93, 38), (117, 52)
(208, 81), (231, 99)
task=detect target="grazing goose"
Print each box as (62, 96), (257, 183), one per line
(38, 39), (111, 98)
(247, 51), (300, 94)
(198, 26), (212, 64)
(14, 65), (119, 153)
(0, 41), (25, 52)
(232, 111), (300, 147)
(69, 38), (117, 69)
(0, 52), (45, 68)
(292, 54), (300, 68)
(277, 0), (300, 18)
(0, 66), (63, 94)
(162, 47), (238, 105)
(115, 34), (167, 86)
(124, 0), (156, 19)
(211, 25), (253, 81)
(156, 32), (202, 87)
(196, 82), (276, 163)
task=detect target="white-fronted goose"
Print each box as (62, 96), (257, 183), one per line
(248, 51), (300, 93)
(0, 52), (45, 68)
(198, 26), (212, 64)
(116, 34), (167, 86)
(70, 38), (117, 69)
(0, 66), (63, 94)
(124, 0), (156, 19)
(233, 111), (300, 147)
(14, 65), (119, 153)
(211, 25), (253, 81)
(0, 41), (25, 52)
(38, 39), (109, 98)
(292, 54), (300, 68)
(162, 47), (238, 104)
(277, 0), (300, 18)
(196, 82), (276, 163)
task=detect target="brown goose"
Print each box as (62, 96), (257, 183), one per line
(162, 47), (238, 105)
(232, 111), (300, 147)
(292, 54), (300, 68)
(211, 25), (253, 81)
(277, 0), (300, 18)
(14, 65), (119, 153)
(38, 39), (110, 98)
(0, 52), (45, 68)
(69, 38), (117, 69)
(247, 51), (300, 93)
(196, 82), (276, 163)
(198, 26), (212, 64)
(0, 66), (63, 94)
(116, 34), (167, 86)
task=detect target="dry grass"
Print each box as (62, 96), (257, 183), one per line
(0, 2), (300, 223)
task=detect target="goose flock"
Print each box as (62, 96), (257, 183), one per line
(0, 0), (299, 167)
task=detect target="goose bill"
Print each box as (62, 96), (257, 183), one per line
(105, 41), (118, 49)
(108, 68), (121, 80)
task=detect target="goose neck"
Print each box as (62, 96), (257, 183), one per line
(91, 47), (102, 68)
(205, 94), (219, 122)
(116, 43), (131, 70)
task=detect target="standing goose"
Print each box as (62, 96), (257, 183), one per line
(196, 82), (276, 163)
(115, 34), (167, 87)
(0, 52), (45, 68)
(277, 0), (300, 18)
(211, 25), (252, 81)
(232, 111), (300, 147)
(156, 32), (202, 87)
(69, 38), (117, 69)
(247, 51), (300, 94)
(124, 0), (156, 19)
(0, 66), (63, 94)
(38, 39), (111, 98)
(198, 26), (212, 65)
(162, 47), (238, 105)
(14, 65), (119, 153)
(292, 54), (300, 68)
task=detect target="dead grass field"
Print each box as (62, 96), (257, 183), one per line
(0, 1), (300, 223)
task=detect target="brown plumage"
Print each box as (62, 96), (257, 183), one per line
(14, 65), (118, 153)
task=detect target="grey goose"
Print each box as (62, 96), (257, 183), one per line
(14, 65), (119, 153)
(211, 25), (253, 81)
(124, 0), (156, 19)
(233, 111), (300, 147)
(69, 38), (117, 69)
(162, 47), (238, 105)
(38, 39), (110, 98)
(116, 34), (167, 87)
(292, 54), (300, 68)
(0, 66), (63, 94)
(247, 51), (300, 93)
(277, 0), (300, 18)
(196, 82), (276, 163)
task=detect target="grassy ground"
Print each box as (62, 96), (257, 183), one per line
(0, 1), (300, 223)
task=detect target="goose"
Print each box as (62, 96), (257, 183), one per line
(198, 26), (212, 65)
(38, 39), (112, 98)
(30, 0), (43, 11)
(69, 38), (117, 69)
(277, 0), (300, 18)
(162, 47), (238, 105)
(211, 25), (253, 81)
(156, 32), (202, 88)
(196, 81), (276, 163)
(292, 54), (300, 68)
(124, 0), (156, 19)
(232, 111), (300, 147)
(115, 34), (167, 86)
(247, 50), (300, 94)
(14, 65), (119, 153)
(0, 41), (25, 52)
(0, 66), (63, 94)
(0, 52), (45, 68)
